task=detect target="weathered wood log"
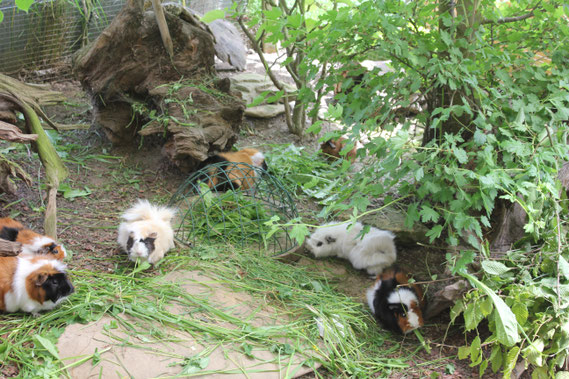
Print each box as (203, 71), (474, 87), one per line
(0, 238), (22, 257)
(74, 1), (244, 171)
(0, 154), (33, 194)
(151, 0), (174, 59)
(0, 121), (38, 143)
(0, 73), (67, 131)
(1, 94), (68, 238)
(0, 98), (18, 124)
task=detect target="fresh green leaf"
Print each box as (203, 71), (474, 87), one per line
(15, 0), (34, 12)
(462, 273), (519, 346)
(481, 261), (512, 276)
(200, 9), (225, 23)
(33, 335), (59, 360)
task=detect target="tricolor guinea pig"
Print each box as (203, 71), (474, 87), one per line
(305, 221), (396, 275)
(117, 200), (176, 265)
(366, 267), (424, 334)
(0, 256), (74, 315)
(320, 137), (357, 162)
(0, 217), (67, 261)
(197, 148), (267, 191)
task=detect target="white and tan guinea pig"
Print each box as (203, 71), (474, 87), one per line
(197, 148), (267, 191)
(0, 255), (74, 315)
(366, 267), (424, 334)
(0, 217), (67, 261)
(305, 221), (396, 275)
(117, 200), (176, 265)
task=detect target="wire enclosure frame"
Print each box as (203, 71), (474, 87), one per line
(169, 161), (299, 256)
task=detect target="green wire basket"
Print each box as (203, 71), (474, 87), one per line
(169, 161), (299, 256)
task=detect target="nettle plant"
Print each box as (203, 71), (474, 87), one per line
(295, 0), (569, 376)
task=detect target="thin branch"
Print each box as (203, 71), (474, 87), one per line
(237, 16), (294, 130)
(481, 11), (535, 25)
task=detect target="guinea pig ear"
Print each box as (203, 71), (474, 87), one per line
(148, 232), (158, 239)
(35, 273), (48, 286)
(325, 236), (336, 244)
(327, 140), (337, 149)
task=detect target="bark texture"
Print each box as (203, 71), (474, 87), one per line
(74, 3), (244, 171)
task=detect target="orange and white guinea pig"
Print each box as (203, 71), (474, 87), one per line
(320, 137), (357, 162)
(0, 255), (74, 315)
(0, 217), (67, 261)
(366, 267), (425, 334)
(197, 148), (267, 191)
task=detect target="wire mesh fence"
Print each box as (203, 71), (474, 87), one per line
(0, 0), (235, 82)
(169, 161), (299, 257)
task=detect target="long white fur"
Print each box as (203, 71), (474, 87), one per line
(366, 280), (381, 314)
(4, 257), (68, 314)
(117, 200), (176, 265)
(20, 235), (67, 258)
(386, 288), (422, 330)
(305, 221), (396, 275)
(251, 152), (265, 167)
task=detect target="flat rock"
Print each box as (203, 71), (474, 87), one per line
(230, 73), (296, 119)
(57, 270), (317, 378)
(349, 204), (430, 247)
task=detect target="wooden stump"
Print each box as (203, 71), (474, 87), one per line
(74, 2), (244, 171)
(0, 238), (22, 257)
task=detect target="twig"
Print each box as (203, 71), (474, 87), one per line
(481, 12), (534, 25)
(236, 15), (294, 131)
(409, 276), (460, 286)
(151, 0), (174, 59)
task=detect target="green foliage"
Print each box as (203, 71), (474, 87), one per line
(300, 0), (569, 244)
(15, 0), (34, 12)
(451, 235), (569, 376)
(283, 0), (569, 375)
(178, 186), (273, 247)
(265, 143), (350, 204)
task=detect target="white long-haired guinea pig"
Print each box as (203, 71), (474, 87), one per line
(0, 255), (74, 315)
(366, 267), (424, 334)
(305, 221), (396, 275)
(117, 200), (176, 265)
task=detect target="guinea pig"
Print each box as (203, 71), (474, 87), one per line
(0, 217), (67, 261)
(117, 200), (176, 265)
(320, 137), (357, 162)
(0, 255), (74, 315)
(366, 267), (424, 334)
(305, 221), (396, 275)
(196, 148), (267, 191)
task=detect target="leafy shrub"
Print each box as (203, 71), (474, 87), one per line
(292, 0), (569, 375)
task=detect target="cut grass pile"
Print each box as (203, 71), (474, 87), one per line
(1, 242), (416, 378)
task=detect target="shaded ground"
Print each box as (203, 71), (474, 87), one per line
(0, 78), (497, 378)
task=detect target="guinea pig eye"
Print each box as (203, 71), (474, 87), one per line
(316, 241), (323, 247)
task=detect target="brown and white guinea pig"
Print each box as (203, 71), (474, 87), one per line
(0, 217), (67, 261)
(320, 137), (357, 162)
(0, 255), (74, 315)
(117, 200), (176, 265)
(366, 267), (425, 334)
(197, 148), (268, 191)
